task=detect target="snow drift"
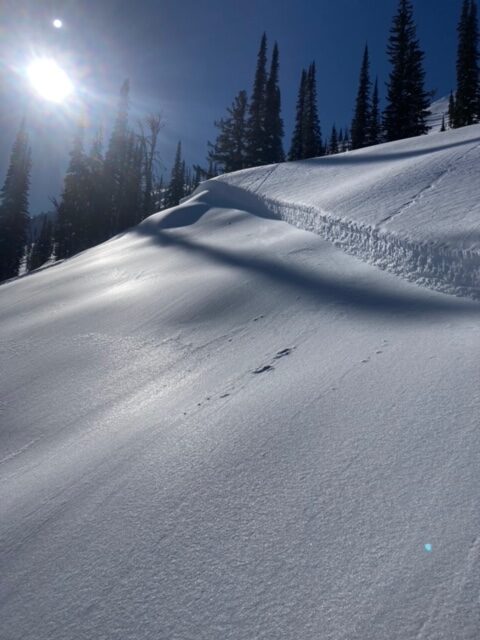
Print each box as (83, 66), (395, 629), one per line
(212, 124), (480, 298)
(1, 128), (480, 640)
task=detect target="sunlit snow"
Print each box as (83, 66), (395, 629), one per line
(1, 125), (479, 640)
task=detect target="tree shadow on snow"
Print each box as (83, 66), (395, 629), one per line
(133, 224), (480, 320)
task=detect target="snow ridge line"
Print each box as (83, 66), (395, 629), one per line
(211, 179), (480, 299)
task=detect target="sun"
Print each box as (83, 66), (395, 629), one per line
(27, 59), (74, 103)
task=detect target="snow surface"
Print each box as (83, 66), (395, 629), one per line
(215, 124), (480, 298)
(1, 131), (480, 639)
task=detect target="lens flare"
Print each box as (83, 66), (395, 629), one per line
(27, 59), (74, 103)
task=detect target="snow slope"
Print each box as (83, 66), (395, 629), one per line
(1, 136), (480, 639)
(215, 124), (480, 298)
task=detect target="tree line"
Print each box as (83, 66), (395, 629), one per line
(1, 0), (479, 283)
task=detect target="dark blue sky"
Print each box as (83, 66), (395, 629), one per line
(0, 0), (461, 213)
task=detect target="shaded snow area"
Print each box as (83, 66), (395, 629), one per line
(1, 140), (480, 640)
(216, 124), (480, 299)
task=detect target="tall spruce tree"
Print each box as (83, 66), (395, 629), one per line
(369, 77), (381, 144)
(329, 124), (339, 154)
(104, 79), (131, 234)
(55, 124), (90, 259)
(28, 214), (53, 271)
(448, 90), (456, 127)
(264, 42), (285, 164)
(208, 90), (248, 173)
(454, 0), (479, 127)
(141, 114), (162, 219)
(351, 45), (372, 149)
(0, 120), (31, 281)
(165, 142), (186, 208)
(288, 69), (307, 161)
(245, 33), (268, 167)
(86, 129), (106, 245)
(383, 0), (430, 141)
(302, 62), (323, 158)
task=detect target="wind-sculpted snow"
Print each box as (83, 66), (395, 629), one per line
(2, 133), (480, 640)
(213, 124), (480, 298)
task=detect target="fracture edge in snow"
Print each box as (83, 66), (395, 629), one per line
(201, 178), (480, 300)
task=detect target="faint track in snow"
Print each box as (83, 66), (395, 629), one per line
(379, 140), (480, 225)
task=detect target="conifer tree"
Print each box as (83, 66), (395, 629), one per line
(121, 131), (144, 228)
(329, 125), (339, 154)
(454, 0), (479, 127)
(0, 120), (31, 281)
(288, 69), (307, 161)
(140, 114), (162, 219)
(165, 142), (186, 208)
(86, 129), (106, 245)
(383, 0), (430, 141)
(28, 214), (53, 271)
(302, 62), (323, 158)
(55, 124), (90, 258)
(343, 127), (351, 152)
(369, 77), (381, 144)
(209, 90), (248, 173)
(264, 42), (285, 164)
(440, 114), (446, 131)
(448, 91), (456, 127)
(245, 33), (268, 167)
(351, 45), (372, 149)
(104, 79), (131, 234)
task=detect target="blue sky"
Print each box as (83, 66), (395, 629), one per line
(0, 0), (462, 213)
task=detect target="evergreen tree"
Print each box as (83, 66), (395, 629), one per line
(165, 142), (186, 208)
(28, 214), (53, 271)
(440, 114), (446, 131)
(208, 90), (248, 173)
(343, 127), (351, 152)
(302, 62), (323, 158)
(86, 129), (106, 245)
(245, 33), (268, 166)
(454, 0), (479, 127)
(288, 69), (307, 161)
(449, 92), (456, 124)
(104, 79), (131, 234)
(264, 42), (285, 163)
(55, 124), (90, 259)
(121, 131), (144, 229)
(351, 45), (372, 149)
(0, 120), (31, 281)
(383, 0), (430, 141)
(140, 114), (162, 219)
(329, 124), (339, 154)
(448, 91), (456, 127)
(369, 77), (381, 145)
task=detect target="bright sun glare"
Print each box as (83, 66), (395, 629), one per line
(27, 59), (74, 103)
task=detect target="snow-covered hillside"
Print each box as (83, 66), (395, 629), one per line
(216, 124), (480, 298)
(1, 129), (480, 640)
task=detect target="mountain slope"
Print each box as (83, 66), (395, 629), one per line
(1, 134), (480, 640)
(216, 124), (480, 298)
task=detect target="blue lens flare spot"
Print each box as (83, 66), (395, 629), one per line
(424, 543), (432, 552)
